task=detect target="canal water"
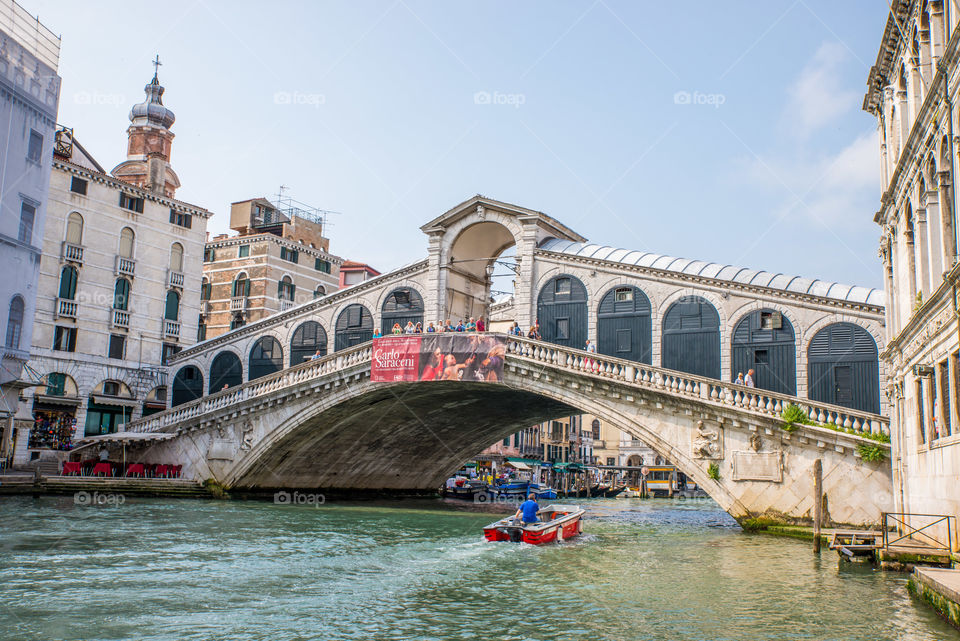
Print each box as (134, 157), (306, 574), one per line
(0, 496), (954, 640)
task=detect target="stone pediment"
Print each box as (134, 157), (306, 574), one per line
(419, 194), (586, 243)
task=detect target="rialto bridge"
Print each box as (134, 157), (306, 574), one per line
(111, 195), (892, 526)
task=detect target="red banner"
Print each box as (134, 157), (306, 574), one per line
(371, 334), (507, 383)
(371, 336), (421, 382)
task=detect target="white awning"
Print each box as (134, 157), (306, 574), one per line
(506, 460), (531, 470)
(74, 432), (175, 447)
(92, 395), (139, 408)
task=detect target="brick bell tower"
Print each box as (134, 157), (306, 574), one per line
(111, 56), (181, 197)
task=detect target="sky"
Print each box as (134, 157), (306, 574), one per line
(23, 0), (890, 288)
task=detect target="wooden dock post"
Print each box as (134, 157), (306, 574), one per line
(813, 459), (822, 554)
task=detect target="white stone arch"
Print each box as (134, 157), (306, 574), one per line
(439, 212), (524, 264)
(656, 287), (729, 374)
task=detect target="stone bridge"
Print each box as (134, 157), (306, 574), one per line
(108, 194), (894, 526)
(121, 335), (891, 527)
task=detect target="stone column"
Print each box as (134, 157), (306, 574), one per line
(424, 230), (445, 325)
(916, 208), (932, 298)
(513, 217), (541, 332)
(938, 169), (957, 266)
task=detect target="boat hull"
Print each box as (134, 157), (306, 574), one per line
(482, 505), (585, 545)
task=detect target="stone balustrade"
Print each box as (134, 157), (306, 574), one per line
(111, 309), (130, 329)
(168, 269), (185, 289)
(123, 334), (889, 448)
(115, 255), (136, 277)
(163, 319), (180, 339)
(230, 296), (248, 312)
(61, 241), (83, 264)
(503, 336), (890, 439)
(55, 298), (77, 319)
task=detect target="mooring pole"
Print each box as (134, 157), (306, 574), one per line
(813, 459), (823, 554)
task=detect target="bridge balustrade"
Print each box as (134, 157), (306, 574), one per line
(123, 334), (888, 442)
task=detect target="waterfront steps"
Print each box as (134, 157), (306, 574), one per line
(909, 567), (960, 630)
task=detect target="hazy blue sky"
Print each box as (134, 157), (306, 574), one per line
(25, 1), (889, 288)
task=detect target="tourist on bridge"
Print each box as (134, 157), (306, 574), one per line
(426, 322), (436, 333)
(466, 318), (477, 331)
(735, 372), (744, 385)
(585, 339), (597, 372)
(745, 369), (755, 388)
(414, 322), (423, 333)
(456, 320), (465, 332)
(404, 321), (416, 334)
(445, 319), (454, 332)
(373, 328), (383, 339)
(476, 317), (485, 332)
(311, 349), (322, 360)
(515, 493), (540, 525)
(391, 323), (402, 335)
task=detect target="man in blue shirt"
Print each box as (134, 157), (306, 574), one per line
(515, 494), (540, 524)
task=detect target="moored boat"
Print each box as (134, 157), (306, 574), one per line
(482, 504), (585, 545)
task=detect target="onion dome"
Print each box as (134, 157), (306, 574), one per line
(129, 72), (175, 129)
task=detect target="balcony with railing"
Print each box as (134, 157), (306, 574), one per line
(115, 255), (136, 278)
(163, 319), (180, 339)
(280, 299), (294, 312)
(61, 241), (83, 264)
(55, 298), (77, 319)
(111, 309), (130, 329)
(231, 296), (248, 312)
(167, 270), (185, 289)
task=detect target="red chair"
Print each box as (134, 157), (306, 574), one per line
(155, 464), (169, 478)
(126, 463), (145, 478)
(171, 465), (182, 478)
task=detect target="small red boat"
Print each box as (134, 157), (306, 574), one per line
(482, 504), (585, 544)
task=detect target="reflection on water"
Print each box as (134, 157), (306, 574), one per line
(0, 496), (953, 641)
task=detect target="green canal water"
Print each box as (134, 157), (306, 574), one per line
(0, 496), (955, 641)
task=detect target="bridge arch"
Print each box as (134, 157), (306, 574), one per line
(443, 218), (521, 323)
(730, 308), (797, 395)
(171, 365), (204, 407)
(596, 284), (652, 364)
(380, 287), (425, 334)
(209, 350), (243, 393)
(661, 295), (722, 379)
(536, 273), (588, 348)
(249, 336), (284, 381)
(334, 303), (374, 350)
(290, 321), (327, 366)
(806, 322), (880, 414)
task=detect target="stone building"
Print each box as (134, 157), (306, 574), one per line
(12, 67), (210, 466)
(0, 1), (61, 465)
(864, 1), (960, 534)
(200, 197), (342, 340)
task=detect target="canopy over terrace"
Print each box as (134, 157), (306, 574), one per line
(72, 431), (175, 451)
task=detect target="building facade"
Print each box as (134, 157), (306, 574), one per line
(339, 260), (380, 289)
(201, 197), (342, 341)
(0, 0), (61, 465)
(864, 1), (960, 532)
(12, 69), (210, 466)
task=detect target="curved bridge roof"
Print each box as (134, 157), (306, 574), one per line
(538, 238), (884, 307)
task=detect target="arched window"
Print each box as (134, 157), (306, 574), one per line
(536, 275), (588, 347)
(290, 321), (328, 365)
(380, 288), (424, 334)
(171, 366), (203, 407)
(200, 277), (211, 301)
(314, 285), (326, 299)
(66, 212), (83, 245)
(731, 309), (796, 395)
(230, 314), (245, 330)
(119, 227), (135, 259)
(662, 296), (721, 379)
(233, 273), (250, 298)
(807, 323), (880, 414)
(278, 275), (295, 301)
(596, 285), (652, 364)
(5, 295), (24, 349)
(58, 265), (78, 300)
(113, 278), (130, 311)
(249, 336), (283, 380)
(334, 304), (374, 351)
(210, 351), (242, 392)
(170, 242), (184, 272)
(164, 290), (180, 321)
